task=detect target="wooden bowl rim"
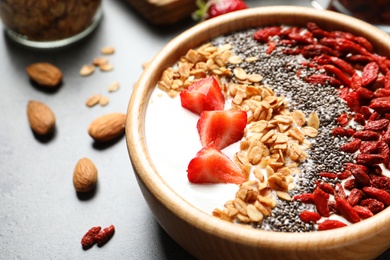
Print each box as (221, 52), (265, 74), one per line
(127, 5), (390, 250)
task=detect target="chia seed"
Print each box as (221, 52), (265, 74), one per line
(212, 29), (355, 232)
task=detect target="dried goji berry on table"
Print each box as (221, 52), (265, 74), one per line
(81, 226), (101, 249)
(299, 210), (321, 223)
(375, 88), (390, 97)
(369, 99), (390, 112)
(317, 181), (335, 195)
(359, 106), (372, 119)
(360, 198), (385, 214)
(351, 73), (362, 89)
(95, 225), (115, 247)
(353, 36), (374, 53)
(266, 41), (277, 55)
(335, 196), (361, 223)
(385, 71), (390, 89)
(344, 179), (358, 190)
(363, 187), (390, 206)
(343, 92), (361, 112)
(318, 219), (347, 231)
(301, 44), (339, 58)
(313, 186), (330, 217)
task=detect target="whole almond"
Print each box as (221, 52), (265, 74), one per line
(73, 158), (98, 193)
(27, 100), (56, 135)
(26, 62), (62, 87)
(88, 113), (126, 142)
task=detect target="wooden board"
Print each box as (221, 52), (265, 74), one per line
(126, 0), (197, 25)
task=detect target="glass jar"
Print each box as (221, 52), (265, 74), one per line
(0, 0), (102, 48)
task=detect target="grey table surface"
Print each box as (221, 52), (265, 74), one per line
(1, 0), (390, 259)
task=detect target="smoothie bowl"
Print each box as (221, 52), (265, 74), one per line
(126, 6), (390, 259)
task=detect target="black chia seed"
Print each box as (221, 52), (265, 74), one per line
(212, 29), (356, 232)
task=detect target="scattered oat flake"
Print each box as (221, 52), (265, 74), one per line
(108, 81), (120, 92)
(93, 57), (109, 67)
(99, 63), (113, 72)
(99, 96), (110, 106)
(80, 65), (95, 76)
(101, 46), (115, 55)
(86, 94), (102, 107)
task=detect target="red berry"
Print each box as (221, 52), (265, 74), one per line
(197, 110), (247, 150)
(180, 77), (225, 115)
(187, 146), (246, 184)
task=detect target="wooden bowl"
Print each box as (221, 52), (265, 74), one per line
(126, 6), (390, 260)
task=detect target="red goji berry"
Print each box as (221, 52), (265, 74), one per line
(369, 99), (390, 112)
(347, 163), (371, 186)
(329, 56), (355, 76)
(353, 205), (374, 219)
(253, 26), (282, 42)
(347, 188), (364, 206)
(288, 31), (314, 45)
(337, 113), (350, 127)
(363, 187), (390, 206)
(335, 183), (347, 199)
(360, 198), (385, 214)
(371, 175), (390, 192)
(353, 130), (380, 141)
(359, 106), (372, 119)
(377, 141), (390, 165)
(356, 154), (385, 165)
(305, 74), (341, 87)
(323, 64), (351, 88)
(318, 181), (335, 195)
(306, 22), (331, 38)
(266, 41), (277, 55)
(356, 87), (375, 100)
(335, 196), (361, 223)
(385, 71), (390, 89)
(341, 138), (361, 153)
(359, 141), (379, 154)
(337, 170), (352, 180)
(371, 76), (385, 91)
(344, 179), (358, 190)
(353, 36), (374, 53)
(81, 226), (101, 249)
(343, 92), (361, 112)
(347, 54), (374, 63)
(351, 73), (362, 89)
(354, 113), (366, 125)
(318, 219), (347, 231)
(364, 119), (389, 131)
(293, 193), (314, 203)
(301, 44), (339, 58)
(319, 172), (338, 179)
(299, 210), (321, 223)
(332, 127), (355, 137)
(313, 187), (330, 217)
(95, 225), (115, 247)
(368, 111), (381, 121)
(375, 88), (390, 97)
(328, 201), (339, 214)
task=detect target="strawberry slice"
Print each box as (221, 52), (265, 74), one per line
(192, 0), (248, 21)
(180, 77), (225, 115)
(197, 110), (247, 150)
(187, 146), (246, 184)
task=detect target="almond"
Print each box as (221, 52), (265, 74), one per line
(73, 158), (98, 193)
(27, 100), (56, 135)
(88, 113), (126, 142)
(26, 62), (62, 87)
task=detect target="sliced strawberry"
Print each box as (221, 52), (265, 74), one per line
(197, 110), (246, 150)
(187, 146), (246, 184)
(180, 77), (225, 115)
